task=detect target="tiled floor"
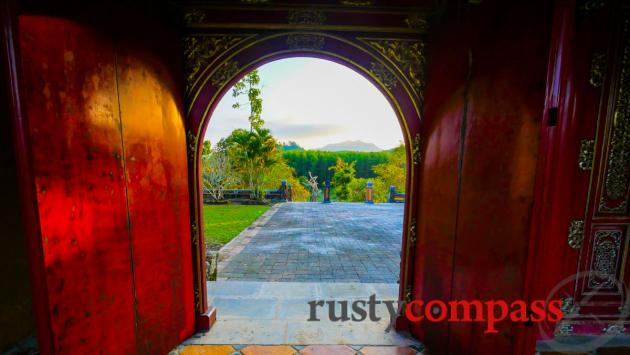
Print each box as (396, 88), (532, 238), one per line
(218, 203), (404, 283)
(183, 281), (419, 346)
(174, 344), (422, 354)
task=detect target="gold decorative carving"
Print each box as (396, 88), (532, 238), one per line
(588, 230), (622, 289)
(411, 133), (422, 165)
(370, 62), (398, 90)
(556, 322), (574, 335)
(286, 34), (325, 50)
(578, 139), (595, 170)
(579, 0), (605, 14)
(599, 20), (630, 214)
(288, 9), (326, 25)
(183, 35), (247, 92)
(183, 9), (206, 24)
(211, 61), (240, 87)
(405, 13), (428, 32)
(568, 220), (585, 249)
(194, 286), (201, 310)
(408, 218), (417, 246)
(187, 130), (197, 161)
(363, 39), (426, 97)
(191, 221), (199, 246)
(340, 0), (372, 5)
(590, 53), (607, 88)
(405, 285), (412, 303)
(603, 323), (626, 334)
(560, 296), (580, 316)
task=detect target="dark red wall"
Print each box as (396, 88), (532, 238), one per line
(16, 12), (194, 354)
(414, 1), (553, 354)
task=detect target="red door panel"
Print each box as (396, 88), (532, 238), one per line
(18, 16), (138, 354)
(115, 43), (195, 353)
(17, 14), (196, 354)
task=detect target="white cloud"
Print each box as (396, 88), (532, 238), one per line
(204, 58), (403, 150)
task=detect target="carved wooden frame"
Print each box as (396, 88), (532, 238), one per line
(185, 31), (425, 331)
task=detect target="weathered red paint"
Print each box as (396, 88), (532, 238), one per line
(18, 17), (138, 354)
(524, 0), (630, 341)
(116, 35), (196, 352)
(15, 10), (195, 354)
(416, 1), (553, 353)
(12, 1), (628, 354)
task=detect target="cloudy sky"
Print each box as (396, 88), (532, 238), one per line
(204, 58), (404, 150)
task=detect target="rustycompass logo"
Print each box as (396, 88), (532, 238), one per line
(307, 294), (564, 334)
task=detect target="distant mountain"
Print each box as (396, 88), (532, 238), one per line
(280, 141), (304, 151)
(317, 140), (383, 152)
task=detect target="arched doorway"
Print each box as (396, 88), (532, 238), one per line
(185, 32), (424, 331)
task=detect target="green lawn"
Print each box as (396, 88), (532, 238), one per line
(203, 204), (270, 249)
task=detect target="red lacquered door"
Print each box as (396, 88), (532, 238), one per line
(16, 14), (195, 354)
(558, 1), (630, 335)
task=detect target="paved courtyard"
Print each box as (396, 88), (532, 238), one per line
(187, 281), (420, 346)
(217, 202), (404, 283)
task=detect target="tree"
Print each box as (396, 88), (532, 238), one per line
(262, 151), (309, 201)
(223, 127), (278, 199)
(372, 143), (406, 192)
(232, 70), (264, 132)
(329, 158), (356, 201)
(202, 150), (239, 201)
(202, 140), (212, 158)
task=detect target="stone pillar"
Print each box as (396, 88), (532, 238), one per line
(365, 180), (375, 204)
(388, 185), (396, 203)
(323, 180), (331, 203)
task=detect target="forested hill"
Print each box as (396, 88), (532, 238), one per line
(283, 150), (391, 180)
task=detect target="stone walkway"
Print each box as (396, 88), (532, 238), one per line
(182, 281), (420, 347)
(218, 202), (404, 283)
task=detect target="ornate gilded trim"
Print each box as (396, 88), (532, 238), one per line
(183, 9), (206, 24)
(603, 323), (626, 334)
(405, 13), (428, 32)
(589, 53), (607, 88)
(187, 130), (197, 161)
(370, 62), (398, 90)
(340, 0), (372, 5)
(579, 139), (595, 170)
(183, 35), (248, 92)
(194, 286), (201, 310)
(555, 322), (575, 335)
(599, 20), (630, 214)
(361, 39), (426, 98)
(408, 218), (417, 246)
(288, 9), (326, 25)
(211, 61), (240, 87)
(411, 133), (422, 165)
(286, 34), (325, 50)
(191, 221), (199, 246)
(588, 230), (622, 289)
(568, 220), (585, 249)
(560, 296), (580, 316)
(578, 0), (605, 14)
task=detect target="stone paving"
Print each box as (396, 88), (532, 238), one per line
(218, 202), (404, 283)
(181, 281), (421, 347)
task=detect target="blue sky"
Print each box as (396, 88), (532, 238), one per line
(204, 58), (403, 150)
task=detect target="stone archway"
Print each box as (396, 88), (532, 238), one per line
(184, 31), (425, 331)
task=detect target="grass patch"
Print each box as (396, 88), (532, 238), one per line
(203, 204), (270, 249)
